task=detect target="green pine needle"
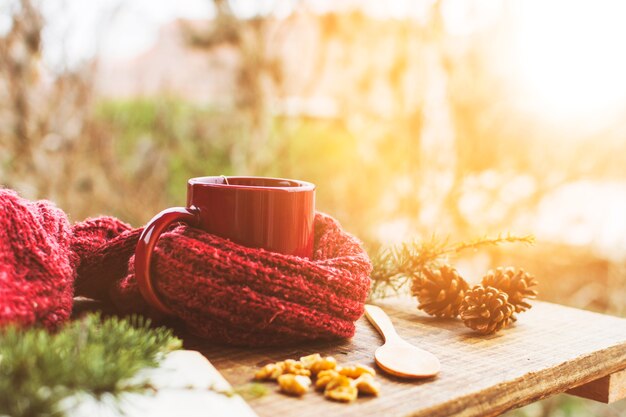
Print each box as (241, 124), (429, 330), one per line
(449, 233), (535, 254)
(0, 313), (182, 417)
(368, 233), (534, 300)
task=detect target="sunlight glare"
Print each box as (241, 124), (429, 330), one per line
(514, 0), (626, 124)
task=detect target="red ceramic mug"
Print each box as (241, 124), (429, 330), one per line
(135, 176), (316, 314)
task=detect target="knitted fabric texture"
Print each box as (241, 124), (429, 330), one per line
(0, 189), (372, 346)
(0, 190), (75, 329)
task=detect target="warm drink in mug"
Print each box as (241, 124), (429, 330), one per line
(135, 176), (316, 314)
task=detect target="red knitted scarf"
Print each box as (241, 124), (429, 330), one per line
(0, 189), (372, 346)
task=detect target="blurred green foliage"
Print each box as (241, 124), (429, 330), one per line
(95, 98), (399, 243)
(266, 117), (379, 241)
(96, 98), (239, 205)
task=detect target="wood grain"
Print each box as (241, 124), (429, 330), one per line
(185, 298), (626, 417)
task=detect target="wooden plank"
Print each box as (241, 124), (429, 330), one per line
(567, 367), (626, 403)
(186, 298), (626, 417)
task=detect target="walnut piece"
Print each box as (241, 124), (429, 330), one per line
(325, 383), (358, 402)
(309, 356), (337, 375)
(315, 369), (341, 391)
(253, 354), (381, 402)
(338, 364), (376, 379)
(278, 374), (312, 396)
(281, 359), (311, 376)
(354, 373), (380, 396)
(299, 353), (322, 369)
(254, 362), (285, 380)
(325, 374), (352, 390)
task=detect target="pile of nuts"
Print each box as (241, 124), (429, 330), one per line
(254, 353), (381, 402)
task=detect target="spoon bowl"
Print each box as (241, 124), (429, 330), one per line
(365, 304), (441, 379)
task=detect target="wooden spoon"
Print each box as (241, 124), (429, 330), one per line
(364, 304), (441, 379)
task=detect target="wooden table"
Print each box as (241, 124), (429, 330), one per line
(188, 298), (626, 417)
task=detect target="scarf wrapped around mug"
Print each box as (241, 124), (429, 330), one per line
(0, 189), (372, 346)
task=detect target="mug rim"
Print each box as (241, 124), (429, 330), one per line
(188, 176), (316, 192)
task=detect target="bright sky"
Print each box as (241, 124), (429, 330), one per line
(4, 0), (626, 126)
(34, 0), (450, 69)
(38, 0), (214, 69)
(35, 0), (433, 69)
(513, 0), (626, 126)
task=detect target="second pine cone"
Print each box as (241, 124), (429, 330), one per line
(460, 285), (515, 334)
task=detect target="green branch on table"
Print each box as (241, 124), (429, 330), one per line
(0, 313), (182, 417)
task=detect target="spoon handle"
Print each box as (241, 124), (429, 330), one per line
(364, 304), (402, 344)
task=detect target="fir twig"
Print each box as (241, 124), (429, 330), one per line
(447, 233), (535, 255)
(0, 313), (182, 417)
(368, 233), (534, 300)
(369, 236), (447, 300)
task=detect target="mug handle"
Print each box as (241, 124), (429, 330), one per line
(135, 207), (200, 315)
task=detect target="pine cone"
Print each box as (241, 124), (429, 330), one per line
(481, 267), (538, 313)
(411, 264), (469, 318)
(460, 285), (515, 334)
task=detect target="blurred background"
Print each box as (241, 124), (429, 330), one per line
(1, 0), (625, 414)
